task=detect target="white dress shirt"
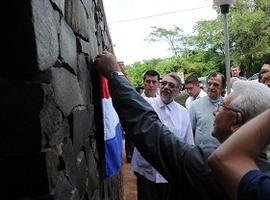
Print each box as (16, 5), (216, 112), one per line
(131, 96), (194, 183)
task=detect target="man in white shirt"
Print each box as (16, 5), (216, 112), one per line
(131, 72), (194, 200)
(125, 70), (160, 163)
(184, 76), (207, 109)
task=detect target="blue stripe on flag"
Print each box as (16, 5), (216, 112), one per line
(105, 123), (122, 177)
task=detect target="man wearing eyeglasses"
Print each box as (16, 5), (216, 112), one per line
(209, 109), (270, 200)
(189, 72), (225, 153)
(94, 52), (270, 200)
(131, 72), (194, 200)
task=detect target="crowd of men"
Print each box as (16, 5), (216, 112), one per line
(95, 51), (270, 200)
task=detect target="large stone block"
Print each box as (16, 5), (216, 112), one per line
(88, 4), (99, 60)
(51, 67), (84, 116)
(76, 151), (87, 198)
(62, 138), (77, 185)
(40, 84), (67, 148)
(72, 109), (93, 155)
(32, 0), (59, 71)
(88, 104), (96, 136)
(49, 118), (70, 147)
(54, 171), (78, 200)
(77, 38), (90, 55)
(45, 148), (61, 192)
(59, 19), (78, 74)
(65, 0), (90, 40)
(85, 146), (99, 199)
(77, 53), (92, 105)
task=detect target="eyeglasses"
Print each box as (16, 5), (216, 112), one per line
(160, 80), (178, 89)
(217, 100), (241, 113)
(145, 80), (158, 84)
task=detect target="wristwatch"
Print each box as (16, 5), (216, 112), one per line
(110, 71), (124, 79)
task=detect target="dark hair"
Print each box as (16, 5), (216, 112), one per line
(185, 76), (199, 85)
(143, 70), (160, 81)
(207, 72), (226, 89)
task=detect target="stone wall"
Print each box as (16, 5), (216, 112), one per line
(1, 1), (122, 199)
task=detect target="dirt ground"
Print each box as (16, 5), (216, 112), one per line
(122, 141), (137, 200)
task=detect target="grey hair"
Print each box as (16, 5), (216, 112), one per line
(230, 80), (270, 122)
(165, 72), (182, 90)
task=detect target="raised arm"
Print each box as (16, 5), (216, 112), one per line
(208, 109), (270, 199)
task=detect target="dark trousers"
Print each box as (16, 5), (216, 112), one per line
(135, 172), (172, 200)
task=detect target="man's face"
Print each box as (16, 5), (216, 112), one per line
(143, 75), (159, 97)
(231, 67), (240, 77)
(259, 64), (270, 82)
(185, 83), (200, 98)
(207, 75), (223, 100)
(212, 93), (240, 143)
(160, 75), (179, 104)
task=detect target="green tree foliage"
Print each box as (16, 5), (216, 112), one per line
(180, 50), (220, 77)
(145, 26), (187, 56)
(155, 56), (183, 75)
(188, 18), (226, 73)
(191, 19), (224, 53)
(126, 59), (162, 86)
(230, 0), (270, 75)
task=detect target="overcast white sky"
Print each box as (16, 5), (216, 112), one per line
(103, 0), (217, 64)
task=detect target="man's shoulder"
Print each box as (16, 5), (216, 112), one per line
(143, 95), (158, 103)
(185, 96), (193, 104)
(191, 95), (208, 106)
(173, 101), (189, 113)
(238, 76), (247, 80)
(198, 90), (207, 98)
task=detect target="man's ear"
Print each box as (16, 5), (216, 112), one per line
(230, 112), (244, 132)
(236, 112), (244, 126)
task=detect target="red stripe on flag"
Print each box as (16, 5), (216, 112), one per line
(100, 75), (110, 99)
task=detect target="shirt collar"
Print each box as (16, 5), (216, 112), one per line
(157, 96), (174, 111)
(208, 96), (223, 106)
